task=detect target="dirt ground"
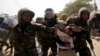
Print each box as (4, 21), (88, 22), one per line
(91, 37), (100, 56)
(2, 37), (100, 56)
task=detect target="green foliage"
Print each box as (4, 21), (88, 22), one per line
(57, 0), (93, 18)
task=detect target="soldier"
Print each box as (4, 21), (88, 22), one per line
(41, 8), (63, 56)
(0, 17), (11, 43)
(11, 8), (53, 56)
(70, 7), (94, 56)
(35, 17), (43, 56)
(36, 17), (44, 46)
(0, 17), (11, 55)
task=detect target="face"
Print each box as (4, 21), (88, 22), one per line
(36, 19), (42, 23)
(82, 12), (89, 20)
(45, 13), (54, 19)
(21, 13), (31, 23)
(62, 15), (67, 21)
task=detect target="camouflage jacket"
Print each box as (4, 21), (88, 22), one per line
(11, 23), (50, 51)
(68, 18), (93, 49)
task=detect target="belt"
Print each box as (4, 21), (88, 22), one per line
(59, 48), (74, 51)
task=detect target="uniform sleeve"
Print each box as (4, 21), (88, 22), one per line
(86, 32), (93, 46)
(33, 23), (53, 32)
(11, 28), (23, 50)
(11, 30), (18, 47)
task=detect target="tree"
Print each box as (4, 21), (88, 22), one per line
(57, 0), (93, 18)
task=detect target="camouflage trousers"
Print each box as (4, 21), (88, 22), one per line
(41, 43), (57, 56)
(14, 48), (38, 56)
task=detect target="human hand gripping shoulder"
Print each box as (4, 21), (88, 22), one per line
(69, 24), (82, 32)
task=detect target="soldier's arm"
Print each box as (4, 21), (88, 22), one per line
(11, 29), (23, 50)
(86, 33), (94, 50)
(52, 26), (66, 45)
(76, 25), (93, 47)
(71, 26), (82, 32)
(3, 41), (9, 47)
(0, 40), (9, 47)
(8, 33), (14, 54)
(5, 24), (12, 30)
(53, 33), (66, 45)
(0, 41), (10, 51)
(4, 43), (10, 51)
(33, 23), (53, 32)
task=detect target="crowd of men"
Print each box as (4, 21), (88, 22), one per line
(0, 4), (98, 56)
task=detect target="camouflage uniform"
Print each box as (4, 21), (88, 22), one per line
(40, 8), (58, 56)
(73, 19), (92, 56)
(69, 7), (93, 56)
(36, 17), (44, 45)
(0, 17), (11, 53)
(12, 8), (51, 56)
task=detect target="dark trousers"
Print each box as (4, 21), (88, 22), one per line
(41, 43), (57, 56)
(14, 48), (38, 56)
(78, 47), (91, 56)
